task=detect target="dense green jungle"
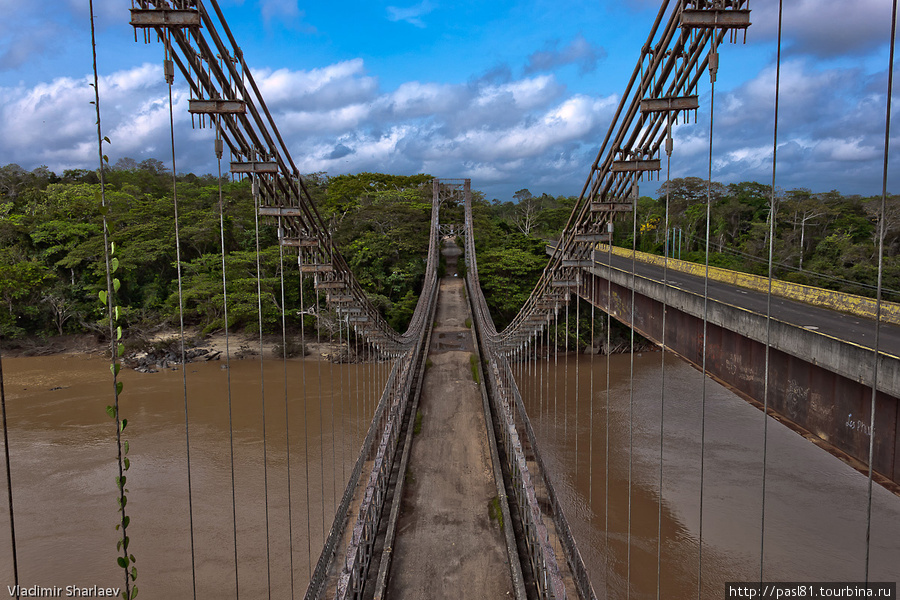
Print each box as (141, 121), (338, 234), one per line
(0, 160), (896, 350)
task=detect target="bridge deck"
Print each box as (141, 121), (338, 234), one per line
(385, 248), (515, 598)
(594, 250), (900, 356)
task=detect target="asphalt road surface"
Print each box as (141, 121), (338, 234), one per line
(592, 250), (900, 357)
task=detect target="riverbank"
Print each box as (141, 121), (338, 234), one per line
(0, 328), (346, 370)
(1, 322), (658, 368)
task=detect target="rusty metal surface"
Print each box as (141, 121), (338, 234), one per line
(129, 8), (201, 27)
(229, 160), (279, 173)
(590, 202), (633, 213)
(187, 98), (246, 114)
(609, 159), (662, 172)
(640, 95), (700, 112)
(681, 8), (751, 28)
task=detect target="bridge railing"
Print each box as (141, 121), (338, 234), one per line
(305, 356), (401, 598)
(464, 187), (596, 600)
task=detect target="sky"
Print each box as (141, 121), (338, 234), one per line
(0, 0), (897, 201)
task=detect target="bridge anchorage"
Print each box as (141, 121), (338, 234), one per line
(3, 0), (898, 599)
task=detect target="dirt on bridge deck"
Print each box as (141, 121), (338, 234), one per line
(385, 242), (515, 599)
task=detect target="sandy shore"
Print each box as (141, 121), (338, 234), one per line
(1, 328), (342, 363)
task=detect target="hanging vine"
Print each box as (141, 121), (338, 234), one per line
(89, 2), (137, 598)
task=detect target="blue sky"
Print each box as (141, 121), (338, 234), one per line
(0, 0), (896, 201)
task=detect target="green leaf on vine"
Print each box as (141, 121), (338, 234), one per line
(124, 440), (129, 455)
(99, 291), (107, 305)
(116, 381), (124, 395)
(106, 405), (115, 419)
(117, 326), (122, 340)
(124, 457), (130, 471)
(111, 257), (119, 273)
(123, 515), (130, 529)
(131, 586), (138, 599)
(117, 556), (128, 568)
(118, 343), (125, 358)
(113, 278), (120, 293)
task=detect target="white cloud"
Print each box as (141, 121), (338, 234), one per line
(668, 54), (894, 195)
(524, 34), (607, 75)
(751, 0), (894, 57)
(258, 0), (314, 31)
(255, 60), (378, 110)
(1, 43), (894, 203)
(476, 75), (562, 111)
(386, 1), (434, 28)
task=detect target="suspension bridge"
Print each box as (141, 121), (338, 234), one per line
(1, 0), (898, 598)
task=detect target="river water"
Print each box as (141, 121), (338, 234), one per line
(0, 353), (383, 598)
(0, 351), (898, 598)
(517, 351), (900, 598)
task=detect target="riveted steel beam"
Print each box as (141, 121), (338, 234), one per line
(610, 159), (661, 172)
(640, 95), (699, 113)
(130, 9), (201, 27)
(188, 99), (246, 115)
(230, 161), (279, 174)
(681, 9), (751, 29)
(550, 280), (579, 288)
(300, 264), (333, 273)
(258, 206), (303, 217)
(280, 237), (319, 248)
(574, 233), (613, 243)
(590, 202), (633, 212)
(561, 259), (594, 268)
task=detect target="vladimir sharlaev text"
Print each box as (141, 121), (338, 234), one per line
(7, 585), (121, 598)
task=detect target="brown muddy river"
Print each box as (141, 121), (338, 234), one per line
(0, 350), (898, 598)
(517, 351), (900, 598)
